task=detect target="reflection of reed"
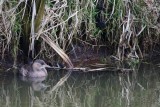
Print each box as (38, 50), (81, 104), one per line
(0, 78), (21, 107)
(38, 72), (123, 107)
(48, 70), (72, 93)
(1, 63), (160, 107)
(119, 65), (140, 107)
(0, 72), (132, 107)
(119, 73), (133, 106)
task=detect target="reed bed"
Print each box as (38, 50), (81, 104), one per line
(0, 0), (159, 62)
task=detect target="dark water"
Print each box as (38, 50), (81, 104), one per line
(0, 62), (160, 107)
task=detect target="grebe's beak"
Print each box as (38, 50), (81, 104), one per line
(44, 64), (51, 68)
(40, 64), (51, 69)
(45, 64), (51, 68)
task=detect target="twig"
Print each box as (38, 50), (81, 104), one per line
(49, 66), (133, 72)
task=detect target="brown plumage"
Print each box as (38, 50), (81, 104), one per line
(19, 59), (50, 77)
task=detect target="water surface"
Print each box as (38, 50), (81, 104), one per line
(0, 62), (160, 107)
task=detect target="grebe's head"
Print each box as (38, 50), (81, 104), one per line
(32, 59), (51, 72)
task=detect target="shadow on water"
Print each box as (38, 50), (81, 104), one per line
(0, 61), (160, 107)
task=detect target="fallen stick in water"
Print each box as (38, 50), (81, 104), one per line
(49, 66), (133, 72)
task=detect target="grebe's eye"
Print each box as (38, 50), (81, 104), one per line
(41, 61), (46, 65)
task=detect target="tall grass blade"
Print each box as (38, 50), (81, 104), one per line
(40, 34), (73, 68)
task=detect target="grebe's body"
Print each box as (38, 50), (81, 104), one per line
(19, 59), (50, 77)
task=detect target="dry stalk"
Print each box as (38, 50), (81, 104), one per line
(117, 1), (146, 60)
(40, 34), (73, 68)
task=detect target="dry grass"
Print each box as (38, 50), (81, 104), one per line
(0, 0), (160, 62)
